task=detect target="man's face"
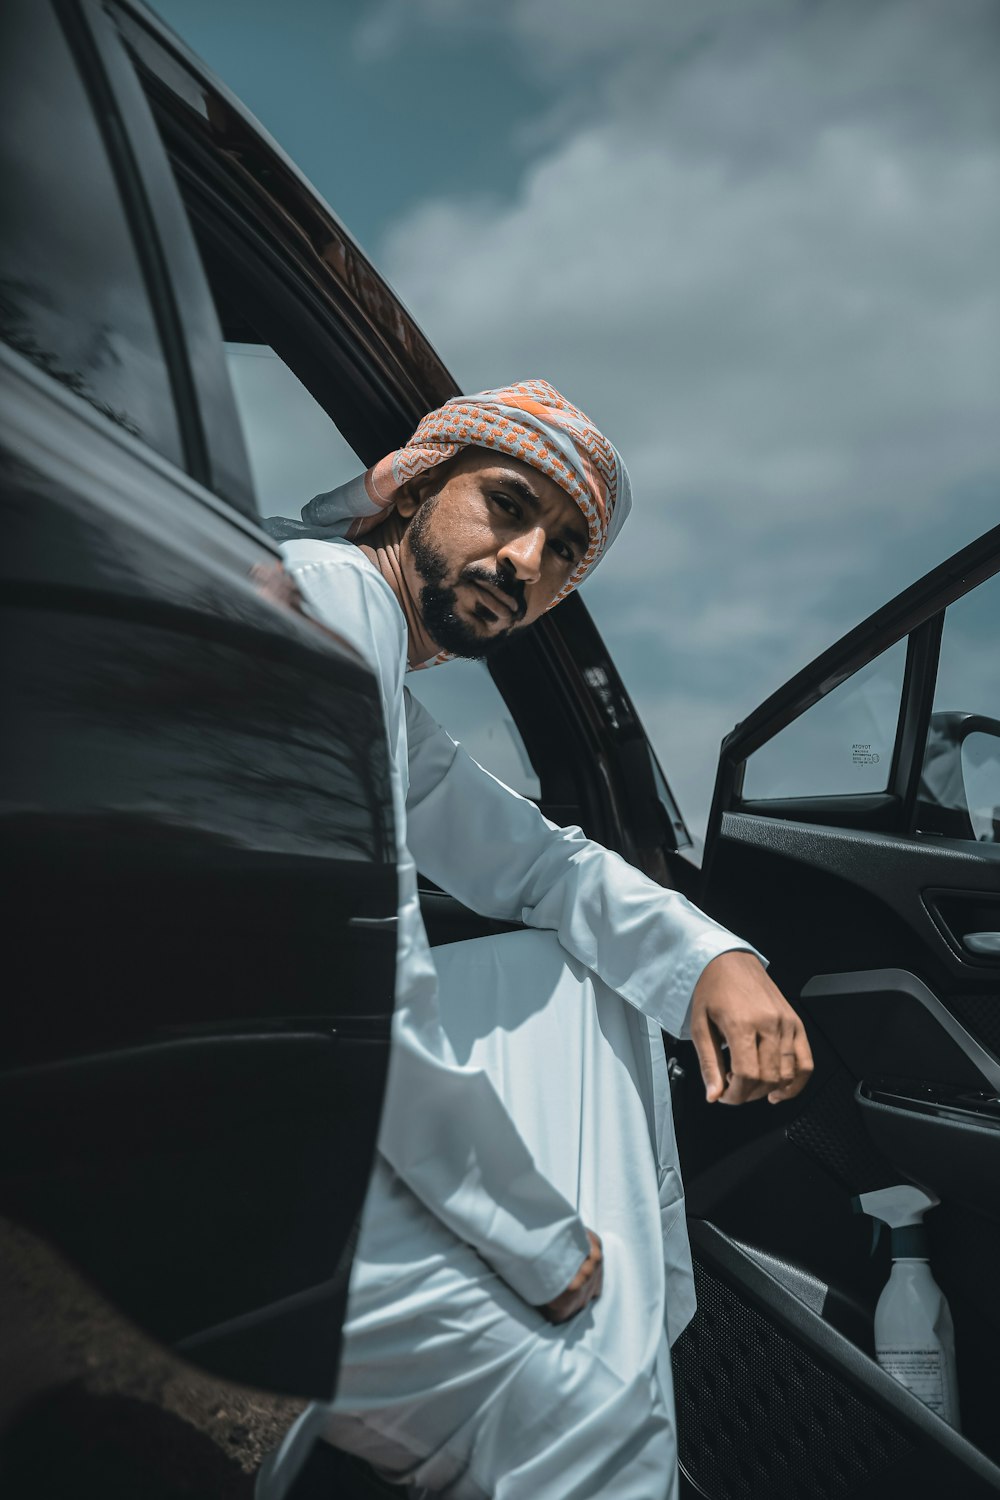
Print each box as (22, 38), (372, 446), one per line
(398, 448), (589, 660)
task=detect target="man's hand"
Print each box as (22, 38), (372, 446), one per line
(690, 951), (813, 1105)
(539, 1230), (603, 1324)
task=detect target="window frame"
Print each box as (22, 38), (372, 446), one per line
(166, 180), (406, 476)
(110, 0), (455, 466)
(79, 0), (256, 509)
(704, 524), (1000, 877)
(2, 0), (193, 470)
(47, 0), (212, 480)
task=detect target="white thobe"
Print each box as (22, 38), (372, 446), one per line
(263, 539), (761, 1500)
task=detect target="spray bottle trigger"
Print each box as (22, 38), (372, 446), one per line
(851, 1192), (883, 1256)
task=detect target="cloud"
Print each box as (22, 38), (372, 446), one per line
(372, 0), (1000, 835)
(352, 0), (494, 62)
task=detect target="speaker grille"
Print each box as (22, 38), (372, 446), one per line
(786, 1064), (896, 1193)
(945, 992), (1000, 1060)
(673, 1260), (911, 1499)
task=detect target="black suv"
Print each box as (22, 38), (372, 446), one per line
(3, 4), (1000, 1498)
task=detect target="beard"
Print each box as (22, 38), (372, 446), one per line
(408, 497), (526, 660)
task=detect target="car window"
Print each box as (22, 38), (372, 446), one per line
(163, 217), (370, 527)
(0, 0), (183, 466)
(407, 660), (542, 800)
(224, 343), (361, 521)
(917, 572), (1000, 843)
(741, 639), (908, 801)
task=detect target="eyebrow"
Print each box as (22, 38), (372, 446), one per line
(496, 472), (588, 556)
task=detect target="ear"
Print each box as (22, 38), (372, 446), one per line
(396, 463), (446, 519)
(394, 479), (423, 519)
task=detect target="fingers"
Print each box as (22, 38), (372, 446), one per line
(690, 952), (814, 1106)
(778, 1039), (798, 1084)
(690, 1008), (728, 1104)
(755, 1017), (783, 1091)
(720, 1019), (812, 1105)
(575, 1230), (603, 1291)
(720, 1027), (772, 1106)
(767, 1022), (815, 1104)
(540, 1231), (604, 1324)
(588, 1230), (604, 1303)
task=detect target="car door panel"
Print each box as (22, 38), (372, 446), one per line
(676, 1223), (1000, 1500)
(670, 534), (1000, 1493)
(855, 1077), (1000, 1222)
(2, 1031), (385, 1395)
(2, 331), (395, 1397)
(801, 969), (1000, 1100)
(708, 811), (1000, 987)
(0, 0), (426, 1402)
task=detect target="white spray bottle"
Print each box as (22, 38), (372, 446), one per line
(855, 1184), (960, 1430)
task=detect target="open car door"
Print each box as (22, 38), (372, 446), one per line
(669, 525), (1000, 1498)
(0, 0), (403, 1407)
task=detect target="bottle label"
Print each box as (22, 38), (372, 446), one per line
(877, 1347), (947, 1419)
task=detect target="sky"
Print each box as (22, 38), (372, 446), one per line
(153, 0), (1000, 838)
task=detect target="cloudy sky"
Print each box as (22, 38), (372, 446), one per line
(155, 0), (999, 837)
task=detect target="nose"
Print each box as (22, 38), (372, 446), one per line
(499, 525), (546, 585)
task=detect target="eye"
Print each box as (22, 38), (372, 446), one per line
(491, 491), (520, 518)
(549, 538), (575, 564)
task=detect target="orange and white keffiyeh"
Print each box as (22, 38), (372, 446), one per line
(267, 379), (632, 605)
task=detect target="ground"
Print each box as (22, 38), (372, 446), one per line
(0, 1214), (305, 1497)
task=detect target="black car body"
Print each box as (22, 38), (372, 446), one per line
(2, 3), (999, 1496)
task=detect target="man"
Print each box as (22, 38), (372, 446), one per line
(259, 380), (813, 1499)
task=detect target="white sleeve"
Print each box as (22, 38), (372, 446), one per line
(405, 688), (765, 1040)
(281, 545), (591, 1307)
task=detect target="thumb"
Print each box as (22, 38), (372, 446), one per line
(690, 1009), (726, 1104)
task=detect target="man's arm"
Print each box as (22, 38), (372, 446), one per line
(405, 691), (812, 1105)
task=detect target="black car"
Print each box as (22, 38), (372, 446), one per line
(2, 3), (999, 1497)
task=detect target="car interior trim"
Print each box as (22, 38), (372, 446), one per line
(892, 613), (945, 834)
(716, 810), (1000, 978)
(727, 1236), (829, 1317)
(802, 968), (1000, 1091)
(682, 1220), (1000, 1494)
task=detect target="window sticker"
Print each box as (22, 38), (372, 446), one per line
(742, 638), (906, 801)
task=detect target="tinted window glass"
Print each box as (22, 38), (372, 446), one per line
(172, 220), (367, 523)
(742, 639), (907, 800)
(918, 572), (1000, 843)
(0, 0), (182, 463)
(407, 660), (542, 800)
(224, 343), (361, 520)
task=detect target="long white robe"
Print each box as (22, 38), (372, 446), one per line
(264, 539), (761, 1500)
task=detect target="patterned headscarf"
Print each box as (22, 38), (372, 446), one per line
(265, 379), (631, 606)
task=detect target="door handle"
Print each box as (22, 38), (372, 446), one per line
(963, 931), (1000, 957)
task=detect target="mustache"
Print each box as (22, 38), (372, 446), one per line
(461, 566), (526, 622)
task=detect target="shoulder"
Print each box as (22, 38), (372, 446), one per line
(279, 539), (406, 671)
